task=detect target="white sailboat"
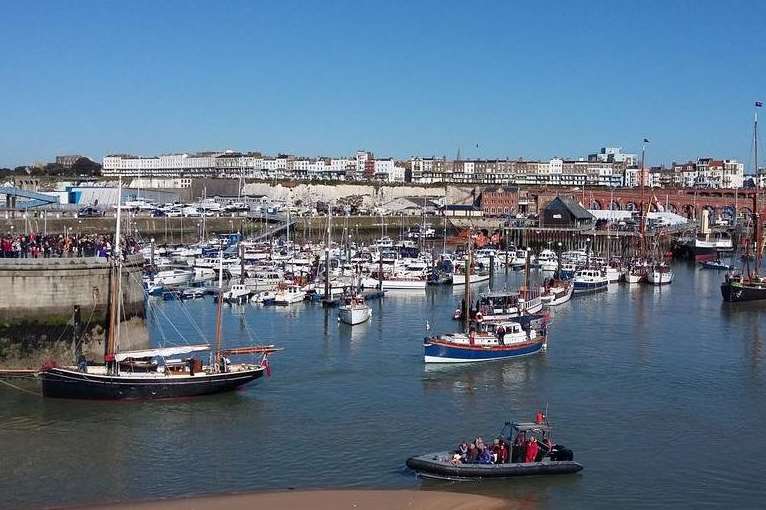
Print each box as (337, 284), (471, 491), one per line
(338, 295), (372, 325)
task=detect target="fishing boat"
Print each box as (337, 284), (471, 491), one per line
(537, 249), (559, 272)
(721, 272), (766, 302)
(623, 263), (646, 284)
(646, 262), (673, 285)
(40, 180), (280, 400)
(424, 314), (547, 363)
(222, 283), (251, 303)
(558, 262), (577, 280)
(269, 283), (306, 305)
(338, 295), (372, 325)
(540, 279), (574, 306)
(406, 415), (582, 479)
(572, 269), (608, 294)
(604, 263), (622, 283)
(431, 229), (547, 363)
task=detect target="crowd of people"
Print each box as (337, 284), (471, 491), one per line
(0, 232), (141, 258)
(451, 433), (551, 465)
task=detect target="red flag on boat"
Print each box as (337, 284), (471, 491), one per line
(260, 357), (272, 377)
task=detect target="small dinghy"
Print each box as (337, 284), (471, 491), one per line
(406, 416), (582, 480)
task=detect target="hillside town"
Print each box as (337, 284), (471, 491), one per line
(95, 147), (761, 189)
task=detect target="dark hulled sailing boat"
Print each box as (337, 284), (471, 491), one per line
(721, 102), (766, 303)
(40, 178), (279, 400)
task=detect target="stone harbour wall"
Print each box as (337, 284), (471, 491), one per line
(0, 255), (147, 365)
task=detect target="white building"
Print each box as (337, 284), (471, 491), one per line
(390, 163), (406, 182)
(103, 153), (220, 177)
(590, 147), (638, 167)
(355, 150), (373, 180)
(373, 158), (395, 181)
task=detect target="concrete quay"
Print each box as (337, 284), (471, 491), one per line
(0, 255), (147, 366)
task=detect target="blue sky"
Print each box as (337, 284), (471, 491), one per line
(1, 0), (765, 169)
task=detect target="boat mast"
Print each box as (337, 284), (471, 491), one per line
(105, 176), (123, 374)
(755, 103), (763, 275)
(442, 214), (447, 254)
(325, 202), (332, 299)
(524, 248), (531, 303)
(639, 139), (647, 260)
(215, 249), (224, 370)
(464, 229), (471, 334)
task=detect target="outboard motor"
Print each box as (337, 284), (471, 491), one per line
(550, 444), (574, 461)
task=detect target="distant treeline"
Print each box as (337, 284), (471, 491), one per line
(0, 157), (102, 179)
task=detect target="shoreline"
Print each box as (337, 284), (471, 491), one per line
(67, 489), (512, 510)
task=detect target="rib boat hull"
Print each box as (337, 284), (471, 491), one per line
(406, 452), (582, 479)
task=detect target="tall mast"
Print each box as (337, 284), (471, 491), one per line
(106, 176), (123, 372)
(639, 139), (649, 258)
(464, 229), (471, 334)
(215, 250), (224, 368)
(325, 202), (332, 299)
(755, 103), (762, 273)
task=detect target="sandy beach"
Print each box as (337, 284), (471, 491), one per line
(72, 489), (512, 510)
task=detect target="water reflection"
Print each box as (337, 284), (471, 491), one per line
(422, 357), (542, 398)
(337, 317), (370, 353)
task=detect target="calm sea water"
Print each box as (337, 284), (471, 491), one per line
(2, 264), (766, 509)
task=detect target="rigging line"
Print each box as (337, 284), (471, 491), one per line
(240, 313), (261, 345)
(124, 275), (194, 345)
(147, 292), (168, 344)
(0, 378), (41, 397)
(77, 299), (100, 346)
(128, 269), (208, 342)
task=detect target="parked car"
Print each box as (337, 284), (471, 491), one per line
(78, 207), (104, 217)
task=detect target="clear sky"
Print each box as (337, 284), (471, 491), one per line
(1, 0), (765, 169)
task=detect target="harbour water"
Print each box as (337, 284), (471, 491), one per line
(1, 263), (765, 509)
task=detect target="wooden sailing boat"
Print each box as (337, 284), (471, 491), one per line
(40, 178), (280, 400)
(722, 102), (766, 302)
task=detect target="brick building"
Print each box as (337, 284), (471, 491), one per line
(479, 186), (518, 216)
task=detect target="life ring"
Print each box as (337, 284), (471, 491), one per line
(475, 312), (484, 322)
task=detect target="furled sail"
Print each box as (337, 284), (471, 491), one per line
(115, 344), (210, 362)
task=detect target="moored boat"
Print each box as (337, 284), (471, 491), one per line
(424, 314), (547, 363)
(646, 262), (673, 285)
(721, 272), (766, 302)
(540, 279), (573, 306)
(338, 295), (372, 325)
(699, 259), (732, 270)
(572, 269), (608, 294)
